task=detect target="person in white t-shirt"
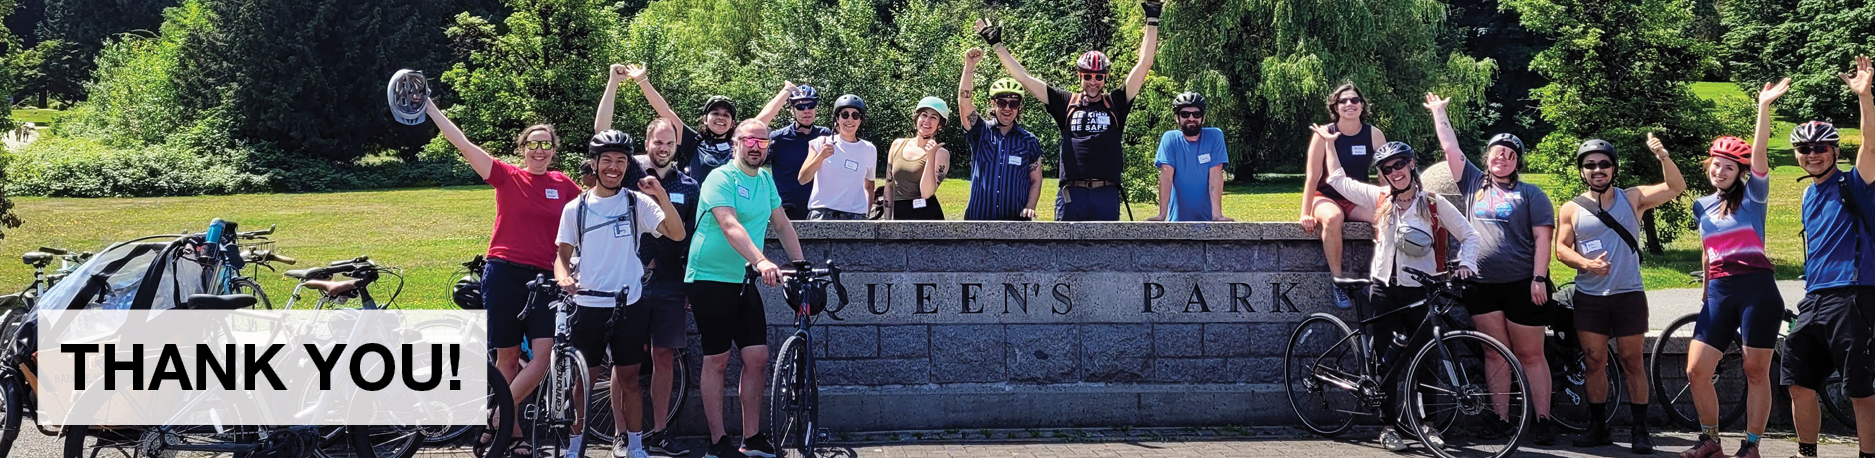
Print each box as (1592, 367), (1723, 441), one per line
(798, 94), (879, 220)
(553, 130), (686, 458)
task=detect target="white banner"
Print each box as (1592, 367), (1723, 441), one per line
(35, 310), (488, 426)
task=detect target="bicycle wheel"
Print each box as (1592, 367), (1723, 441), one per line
(345, 425), (422, 458)
(230, 277), (273, 310)
(1403, 330), (1530, 458)
(529, 348), (590, 458)
(770, 332), (812, 458)
(1820, 373), (1858, 431)
(1652, 313), (1747, 429)
(586, 365), (618, 444)
(1549, 337), (1625, 432)
(484, 361), (515, 458)
(1284, 313), (1363, 437)
(0, 379), (18, 458)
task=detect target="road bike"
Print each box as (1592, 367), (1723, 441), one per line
(764, 261), (848, 458)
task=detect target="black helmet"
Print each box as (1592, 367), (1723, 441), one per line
(451, 276), (483, 310)
(1486, 133), (1525, 156)
(1575, 139), (1617, 167)
(832, 94), (866, 114)
(1372, 141), (1416, 169)
(700, 95), (737, 117)
(1791, 120), (1842, 145)
(588, 129), (634, 158)
(1172, 92), (1207, 111)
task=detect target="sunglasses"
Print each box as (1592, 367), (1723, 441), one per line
(1080, 73), (1106, 82)
(524, 141), (555, 151)
(838, 110), (864, 121)
(1378, 159), (1412, 174)
(741, 137), (771, 149)
(1580, 160), (1615, 171)
(1796, 144), (1835, 155)
(1177, 110), (1204, 119)
(793, 102), (818, 111)
(994, 98), (1023, 109)
(1337, 97), (1365, 106)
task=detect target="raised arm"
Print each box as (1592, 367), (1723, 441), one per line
(425, 100), (497, 180)
(959, 48), (983, 130)
(1752, 78), (1791, 176)
(1123, 1), (1162, 99)
(638, 177), (687, 241)
(1632, 132), (1687, 212)
(797, 138), (832, 185)
(626, 64), (686, 129)
(596, 64), (628, 133)
(978, 19), (1049, 101)
(1424, 93), (1468, 178)
(1845, 55), (1875, 183)
(754, 81), (798, 126)
(921, 142), (948, 198)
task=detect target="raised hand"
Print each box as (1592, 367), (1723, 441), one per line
(1759, 77), (1792, 106)
(1646, 132), (1669, 160)
(1141, 0), (1164, 19)
(975, 18), (1002, 45)
(965, 47), (985, 66)
(639, 175), (667, 200)
(1842, 55), (1873, 97)
(1423, 92), (1450, 112)
(1308, 123), (1338, 140)
(623, 64), (648, 82)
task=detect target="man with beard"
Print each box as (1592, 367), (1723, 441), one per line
(1781, 55), (1875, 458)
(1555, 134), (1684, 454)
(553, 130), (686, 458)
(1148, 92), (1230, 222)
(975, 0), (1162, 221)
(768, 85), (831, 220)
(957, 48), (1044, 221)
(686, 119), (806, 458)
(611, 64), (795, 179)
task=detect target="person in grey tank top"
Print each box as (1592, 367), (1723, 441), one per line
(1555, 135), (1686, 453)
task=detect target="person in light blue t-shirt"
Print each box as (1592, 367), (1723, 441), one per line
(1149, 92), (1230, 222)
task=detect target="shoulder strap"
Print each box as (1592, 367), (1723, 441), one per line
(1571, 194), (1644, 261)
(1426, 194), (1450, 269)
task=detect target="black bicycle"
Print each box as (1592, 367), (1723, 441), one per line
(1544, 282), (1626, 432)
(0, 247), (89, 457)
(763, 260), (848, 458)
(1286, 265), (1531, 458)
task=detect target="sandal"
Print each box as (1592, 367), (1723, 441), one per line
(472, 431), (496, 457)
(508, 438), (533, 458)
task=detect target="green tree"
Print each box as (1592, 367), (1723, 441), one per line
(0, 0), (24, 237)
(437, 0), (627, 169)
(1508, 0), (1731, 250)
(1151, 0), (1496, 181)
(30, 0), (173, 104)
(1442, 0), (1551, 141)
(1720, 0), (1873, 123)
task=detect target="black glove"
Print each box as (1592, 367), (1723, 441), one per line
(1141, 0), (1163, 21)
(976, 20), (1003, 45)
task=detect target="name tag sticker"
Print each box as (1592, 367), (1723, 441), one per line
(671, 193), (686, 205)
(844, 159), (860, 171)
(614, 218), (631, 238)
(1198, 154), (1212, 164)
(737, 186), (752, 199)
(913, 199), (928, 209)
(1007, 155), (1024, 166)
(1583, 239), (1604, 253)
(1352, 145), (1368, 156)
(545, 189), (561, 200)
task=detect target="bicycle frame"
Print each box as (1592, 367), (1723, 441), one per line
(1309, 269), (1475, 416)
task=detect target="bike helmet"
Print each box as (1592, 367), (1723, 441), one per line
(1486, 133), (1525, 156)
(588, 130), (635, 158)
(1708, 136), (1752, 165)
(832, 94), (867, 114)
(915, 96), (951, 121)
(700, 95), (737, 117)
(1372, 141), (1416, 170)
(386, 69), (429, 125)
(790, 85), (820, 102)
(988, 78), (1025, 99)
(1075, 50), (1111, 73)
(1575, 139), (1618, 167)
(1172, 92), (1207, 111)
(452, 276), (483, 310)
(1791, 120), (1842, 145)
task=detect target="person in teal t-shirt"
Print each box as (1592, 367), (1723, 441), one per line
(1150, 92), (1231, 222)
(683, 119), (805, 458)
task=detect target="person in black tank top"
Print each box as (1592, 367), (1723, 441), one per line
(1300, 82), (1388, 308)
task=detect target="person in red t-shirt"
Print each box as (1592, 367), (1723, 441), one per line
(425, 99), (581, 457)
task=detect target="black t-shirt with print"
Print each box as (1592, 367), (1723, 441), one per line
(1044, 86), (1134, 183)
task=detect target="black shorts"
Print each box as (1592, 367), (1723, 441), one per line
(891, 199), (945, 220)
(482, 258), (557, 349)
(1463, 279), (1549, 327)
(1694, 271), (1784, 350)
(638, 284), (689, 349)
(569, 303), (650, 368)
(1780, 286), (1875, 398)
(1573, 290), (1648, 338)
(687, 280), (768, 356)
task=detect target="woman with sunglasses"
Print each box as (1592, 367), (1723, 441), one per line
(797, 94), (878, 220)
(1302, 82), (1389, 310)
(1316, 125), (1481, 453)
(423, 96), (582, 458)
(885, 97), (954, 220)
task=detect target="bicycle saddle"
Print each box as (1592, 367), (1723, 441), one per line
(303, 279), (360, 295)
(1332, 277), (1372, 289)
(21, 251), (52, 266)
(185, 294), (258, 310)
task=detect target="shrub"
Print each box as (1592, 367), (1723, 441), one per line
(5, 136), (267, 197)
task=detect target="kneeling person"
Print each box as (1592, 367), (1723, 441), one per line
(554, 130), (688, 458)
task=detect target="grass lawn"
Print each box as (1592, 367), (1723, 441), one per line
(12, 108), (64, 126)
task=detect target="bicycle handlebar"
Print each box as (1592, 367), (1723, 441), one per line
(38, 246), (68, 256)
(237, 224), (276, 239)
(746, 260), (851, 308)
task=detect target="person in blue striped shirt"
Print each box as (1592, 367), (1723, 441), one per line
(957, 47), (1045, 221)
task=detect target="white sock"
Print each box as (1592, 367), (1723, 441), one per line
(628, 431), (643, 450)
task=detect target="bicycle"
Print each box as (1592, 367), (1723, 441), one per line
(516, 273), (606, 458)
(1652, 304), (1856, 431)
(581, 319), (693, 446)
(280, 256), (424, 458)
(0, 246), (90, 457)
(1285, 265), (1531, 458)
(764, 260), (849, 458)
(1543, 282), (1628, 432)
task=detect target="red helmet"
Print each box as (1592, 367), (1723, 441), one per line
(1075, 51), (1111, 73)
(1708, 136), (1751, 165)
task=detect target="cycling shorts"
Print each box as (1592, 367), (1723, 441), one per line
(569, 302), (650, 367)
(1694, 271), (1784, 350)
(687, 280), (769, 356)
(1780, 286), (1875, 398)
(1463, 279), (1549, 327)
(1572, 290), (1648, 338)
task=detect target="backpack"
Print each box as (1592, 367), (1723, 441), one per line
(573, 190), (650, 288)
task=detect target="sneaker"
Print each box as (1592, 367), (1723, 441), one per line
(1332, 285), (1355, 310)
(1419, 423), (1446, 451)
(566, 435), (586, 458)
(1532, 417), (1558, 446)
(1379, 428), (1409, 452)
(646, 430), (690, 457)
(628, 448), (652, 458)
(1573, 422), (1613, 448)
(1733, 441), (1759, 458)
(1630, 427), (1656, 455)
(740, 433), (777, 458)
(1680, 436), (1722, 458)
(705, 436), (746, 458)
(615, 435), (631, 458)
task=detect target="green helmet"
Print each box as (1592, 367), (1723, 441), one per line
(988, 78), (1024, 99)
(915, 96), (952, 121)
